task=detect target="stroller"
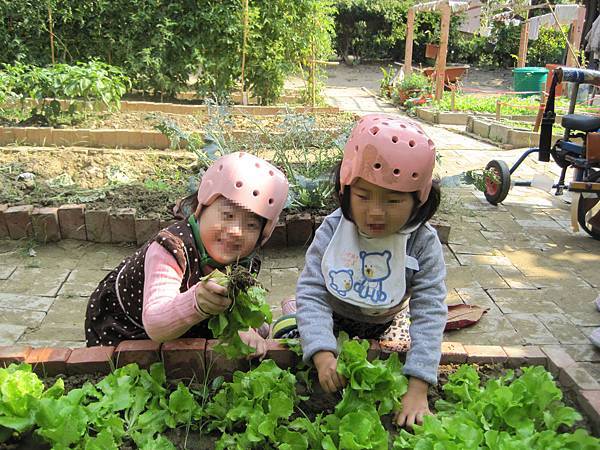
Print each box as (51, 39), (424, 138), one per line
(483, 67), (600, 240)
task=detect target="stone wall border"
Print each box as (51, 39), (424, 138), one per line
(1, 341), (598, 435)
(0, 204), (451, 246)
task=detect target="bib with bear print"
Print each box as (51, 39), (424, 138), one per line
(321, 216), (419, 314)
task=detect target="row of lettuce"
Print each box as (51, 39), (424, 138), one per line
(1, 336), (598, 449)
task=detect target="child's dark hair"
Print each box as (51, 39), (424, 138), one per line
(332, 161), (441, 228)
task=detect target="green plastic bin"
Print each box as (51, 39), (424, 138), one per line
(513, 67), (548, 96)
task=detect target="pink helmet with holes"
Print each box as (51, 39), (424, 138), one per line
(340, 114), (436, 204)
(197, 152), (289, 245)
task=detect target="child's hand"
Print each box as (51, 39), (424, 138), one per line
(394, 377), (432, 429)
(313, 351), (347, 393)
(195, 280), (231, 315)
(239, 329), (267, 360)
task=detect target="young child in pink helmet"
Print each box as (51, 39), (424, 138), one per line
(292, 114), (447, 429)
(84, 152), (289, 359)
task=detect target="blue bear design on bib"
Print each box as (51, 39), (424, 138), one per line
(353, 250), (391, 303)
(328, 269), (354, 297)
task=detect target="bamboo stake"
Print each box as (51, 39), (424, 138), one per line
(450, 87), (456, 111)
(545, 2), (581, 68)
(48, 2), (55, 64)
(311, 3), (318, 108)
(240, 0), (249, 105)
(496, 99), (502, 120)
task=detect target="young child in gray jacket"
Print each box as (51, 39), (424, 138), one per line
(292, 114), (447, 429)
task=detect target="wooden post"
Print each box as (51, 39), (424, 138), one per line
(48, 3), (55, 64)
(495, 100), (502, 120)
(240, 0), (249, 105)
(450, 87), (456, 111)
(435, 3), (451, 101)
(404, 8), (415, 77)
(565, 6), (586, 68)
(517, 19), (530, 68)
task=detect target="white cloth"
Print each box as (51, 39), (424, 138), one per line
(321, 216), (419, 316)
(585, 15), (600, 53)
(528, 5), (581, 41)
(458, 1), (482, 34)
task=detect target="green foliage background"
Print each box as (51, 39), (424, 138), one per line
(0, 0), (335, 103)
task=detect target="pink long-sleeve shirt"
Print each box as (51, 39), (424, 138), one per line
(142, 242), (209, 341)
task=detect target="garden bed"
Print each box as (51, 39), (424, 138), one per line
(0, 340), (599, 449)
(0, 108), (355, 150)
(465, 116), (564, 149)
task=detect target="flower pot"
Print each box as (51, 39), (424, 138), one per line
(425, 43), (439, 59)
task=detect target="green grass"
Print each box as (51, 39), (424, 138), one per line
(432, 93), (600, 116)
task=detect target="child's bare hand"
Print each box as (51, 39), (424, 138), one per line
(394, 377), (432, 429)
(239, 329), (267, 360)
(195, 280), (230, 315)
(313, 351), (347, 393)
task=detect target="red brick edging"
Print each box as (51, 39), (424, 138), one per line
(0, 340), (598, 434)
(0, 203), (452, 247)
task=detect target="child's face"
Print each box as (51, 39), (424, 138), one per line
(199, 196), (263, 264)
(349, 178), (415, 238)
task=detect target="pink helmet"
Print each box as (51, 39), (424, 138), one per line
(340, 114), (436, 204)
(197, 152), (289, 245)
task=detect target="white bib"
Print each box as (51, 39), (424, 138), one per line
(321, 216), (419, 314)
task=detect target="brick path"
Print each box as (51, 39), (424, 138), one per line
(1, 67), (598, 382)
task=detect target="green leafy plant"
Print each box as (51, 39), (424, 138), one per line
(0, 363), (64, 443)
(463, 168), (500, 192)
(204, 359), (301, 449)
(0, 61), (130, 126)
(394, 365), (599, 449)
(203, 267), (272, 359)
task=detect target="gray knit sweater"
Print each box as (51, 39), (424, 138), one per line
(296, 209), (448, 385)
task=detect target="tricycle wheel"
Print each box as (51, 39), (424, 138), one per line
(484, 160), (511, 205)
(577, 170), (600, 240)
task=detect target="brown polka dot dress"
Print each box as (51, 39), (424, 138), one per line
(84, 218), (260, 347)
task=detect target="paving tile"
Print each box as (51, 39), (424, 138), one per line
(260, 247), (306, 269)
(495, 300), (564, 315)
(0, 293), (55, 312)
(0, 324), (27, 345)
(534, 314), (590, 345)
(455, 254), (513, 266)
(491, 265), (537, 289)
(444, 329), (524, 346)
(447, 243), (503, 256)
(505, 314), (559, 345)
(455, 287), (503, 315)
(558, 344), (600, 363)
(19, 324), (85, 343)
(42, 296), (88, 326)
(269, 268), (300, 305)
(1, 267), (70, 297)
(446, 265), (508, 290)
(0, 308), (46, 327)
(58, 269), (106, 297)
(0, 266), (16, 280)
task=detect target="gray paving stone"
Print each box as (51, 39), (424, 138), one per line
(557, 344), (600, 362)
(0, 308), (46, 327)
(0, 324), (27, 345)
(1, 267), (70, 297)
(495, 300), (564, 315)
(0, 266), (16, 280)
(0, 293), (55, 312)
(270, 268), (299, 306)
(535, 314), (590, 345)
(19, 324), (85, 343)
(58, 269), (107, 298)
(506, 313), (559, 345)
(43, 296), (88, 326)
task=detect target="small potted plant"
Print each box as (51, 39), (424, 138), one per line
(392, 73), (432, 106)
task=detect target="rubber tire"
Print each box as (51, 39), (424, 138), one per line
(577, 170), (600, 240)
(484, 160), (511, 205)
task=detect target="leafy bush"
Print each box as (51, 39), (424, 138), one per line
(0, 61), (130, 125)
(528, 26), (567, 67)
(0, 0), (335, 104)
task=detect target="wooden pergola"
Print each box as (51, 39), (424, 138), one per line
(404, 0), (470, 100)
